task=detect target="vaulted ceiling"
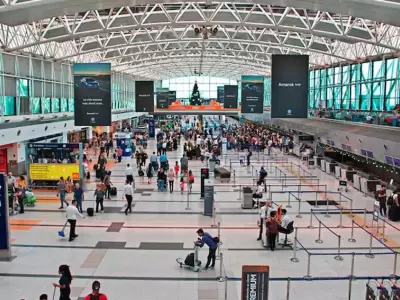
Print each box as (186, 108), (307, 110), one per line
(1, 0), (400, 79)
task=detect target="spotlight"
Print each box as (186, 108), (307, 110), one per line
(210, 26), (218, 35)
(194, 27), (200, 36)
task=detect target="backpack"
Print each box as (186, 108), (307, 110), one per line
(89, 294), (103, 300)
(387, 196), (394, 206)
(213, 236), (220, 243)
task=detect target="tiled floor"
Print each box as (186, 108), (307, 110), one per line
(1, 121), (399, 300)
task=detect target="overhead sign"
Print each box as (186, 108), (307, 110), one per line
(156, 87), (169, 109)
(135, 81), (154, 112)
(241, 75), (264, 114)
(73, 63), (112, 126)
(0, 173), (11, 261)
(29, 164), (80, 181)
(241, 265), (269, 300)
(168, 91), (176, 105)
(28, 143), (80, 149)
(217, 86), (224, 103)
(271, 55), (309, 118)
(224, 85), (238, 109)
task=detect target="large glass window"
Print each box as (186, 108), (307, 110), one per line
(52, 98), (60, 113)
(31, 97), (41, 114)
(3, 96), (16, 116)
(61, 98), (68, 112)
(17, 79), (29, 97)
(42, 98), (51, 114)
(68, 98), (74, 112)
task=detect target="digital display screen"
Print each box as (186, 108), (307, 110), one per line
(366, 151), (374, 159)
(361, 149), (367, 156)
(394, 158), (400, 168)
(386, 156), (394, 165)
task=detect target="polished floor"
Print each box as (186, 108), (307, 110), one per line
(1, 135), (399, 300)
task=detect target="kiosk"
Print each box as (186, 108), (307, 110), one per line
(114, 132), (133, 157)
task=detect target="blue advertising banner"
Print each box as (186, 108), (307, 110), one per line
(156, 88), (169, 109)
(241, 75), (264, 113)
(148, 118), (155, 138)
(0, 173), (10, 256)
(74, 63), (112, 126)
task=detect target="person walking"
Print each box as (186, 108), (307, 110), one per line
(73, 183), (84, 214)
(58, 177), (69, 209)
(180, 154), (188, 175)
(188, 170), (194, 193)
(103, 171), (112, 200)
(266, 211), (279, 251)
(146, 163), (153, 184)
(125, 163), (134, 185)
(53, 265), (72, 300)
(84, 281), (108, 300)
(123, 180), (134, 215)
(66, 200), (84, 242)
(93, 184), (105, 214)
(378, 185), (387, 217)
(194, 228), (218, 270)
(167, 168), (175, 193)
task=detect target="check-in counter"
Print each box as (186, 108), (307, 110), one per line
(335, 166), (341, 179)
(328, 162), (338, 175)
(321, 159), (326, 172)
(345, 170), (357, 183)
(353, 174), (361, 190)
(316, 156), (323, 167)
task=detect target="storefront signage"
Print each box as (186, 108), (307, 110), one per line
(29, 164), (80, 180)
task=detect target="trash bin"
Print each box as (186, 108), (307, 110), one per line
(241, 186), (253, 209)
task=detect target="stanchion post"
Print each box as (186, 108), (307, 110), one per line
(315, 191), (319, 208)
(390, 252), (398, 277)
(324, 197), (331, 218)
(217, 221), (221, 258)
(217, 252), (225, 282)
(286, 278), (291, 300)
(315, 220), (323, 243)
(348, 220), (356, 242)
(296, 194), (302, 218)
(379, 219), (387, 242)
(304, 253), (312, 279)
(337, 207), (344, 228)
(237, 185), (242, 201)
(365, 232), (375, 258)
(334, 235), (343, 261)
(287, 192), (292, 208)
(185, 190), (191, 210)
(297, 184), (300, 199)
(229, 160), (232, 172)
(233, 170), (236, 187)
(224, 273), (228, 300)
(348, 253), (355, 300)
(211, 207), (217, 228)
(308, 210), (314, 228)
(290, 228), (299, 263)
(363, 209), (367, 228)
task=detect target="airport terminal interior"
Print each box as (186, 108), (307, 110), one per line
(1, 1), (400, 300)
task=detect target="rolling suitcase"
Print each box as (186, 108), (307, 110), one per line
(87, 207), (94, 217)
(96, 169), (102, 179)
(110, 187), (117, 196)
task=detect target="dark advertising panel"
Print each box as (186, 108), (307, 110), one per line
(241, 75), (264, 113)
(168, 91), (176, 105)
(224, 85), (238, 108)
(148, 118), (155, 138)
(156, 88), (169, 109)
(271, 54), (309, 118)
(241, 265), (269, 300)
(135, 81), (154, 112)
(0, 173), (11, 260)
(217, 86), (224, 103)
(73, 63), (111, 126)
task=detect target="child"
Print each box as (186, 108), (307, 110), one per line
(180, 176), (185, 194)
(174, 161), (180, 178)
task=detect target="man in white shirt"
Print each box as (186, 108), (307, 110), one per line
(66, 200), (84, 242)
(125, 163), (134, 185)
(7, 172), (15, 189)
(278, 209), (293, 234)
(124, 180), (134, 215)
(257, 201), (272, 241)
(252, 183), (264, 208)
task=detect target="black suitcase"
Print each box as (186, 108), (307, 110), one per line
(184, 253), (195, 267)
(93, 164), (98, 170)
(96, 169), (103, 179)
(86, 172), (91, 180)
(110, 187), (117, 196)
(118, 156), (122, 163)
(87, 207), (94, 217)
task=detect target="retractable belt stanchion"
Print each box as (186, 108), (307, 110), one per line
(391, 252), (398, 277)
(237, 185), (242, 201)
(348, 253), (355, 300)
(290, 228), (299, 263)
(217, 222), (221, 258)
(308, 210), (314, 228)
(296, 194), (302, 218)
(185, 190), (191, 210)
(325, 199), (331, 218)
(337, 207), (344, 228)
(379, 218), (387, 242)
(316, 220), (323, 244)
(348, 220), (356, 243)
(217, 253), (225, 282)
(366, 229), (375, 259)
(315, 191), (319, 208)
(287, 192), (292, 208)
(304, 253), (312, 279)
(211, 207), (217, 228)
(335, 235), (343, 261)
(286, 278), (291, 300)
(232, 170), (236, 187)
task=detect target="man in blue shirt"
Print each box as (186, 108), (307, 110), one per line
(73, 183), (85, 213)
(195, 228), (218, 269)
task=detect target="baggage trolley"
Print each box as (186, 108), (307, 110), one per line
(176, 245), (201, 272)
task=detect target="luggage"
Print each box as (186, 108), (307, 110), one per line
(93, 164), (98, 170)
(110, 187), (117, 196)
(118, 156), (122, 163)
(86, 172), (91, 180)
(184, 253), (195, 267)
(96, 169), (102, 179)
(87, 207), (94, 217)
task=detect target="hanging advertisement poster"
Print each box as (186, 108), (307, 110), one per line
(74, 63), (112, 126)
(135, 81), (154, 112)
(241, 76), (264, 113)
(224, 85), (238, 109)
(156, 88), (169, 109)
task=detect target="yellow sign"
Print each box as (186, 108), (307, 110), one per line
(29, 164), (80, 181)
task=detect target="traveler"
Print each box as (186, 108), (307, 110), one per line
(123, 180), (134, 215)
(103, 171), (112, 200)
(84, 281), (108, 300)
(93, 184), (105, 214)
(259, 166), (268, 192)
(53, 264), (72, 300)
(257, 201), (272, 241)
(378, 185), (387, 217)
(188, 170), (195, 193)
(278, 209), (293, 234)
(194, 228), (218, 270)
(150, 152), (158, 170)
(7, 172), (15, 189)
(66, 200), (84, 242)
(157, 169), (166, 192)
(125, 164), (134, 185)
(174, 161), (180, 177)
(147, 163), (154, 184)
(73, 183), (84, 213)
(180, 154), (188, 174)
(167, 168), (175, 193)
(252, 182), (263, 208)
(266, 211), (279, 251)
(58, 177), (69, 209)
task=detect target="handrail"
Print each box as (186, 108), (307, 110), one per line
(352, 220), (395, 253)
(378, 216), (400, 233)
(311, 211), (340, 238)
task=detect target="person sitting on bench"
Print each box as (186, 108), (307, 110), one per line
(252, 182), (263, 208)
(278, 209), (293, 235)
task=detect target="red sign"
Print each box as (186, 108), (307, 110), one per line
(0, 149), (7, 173)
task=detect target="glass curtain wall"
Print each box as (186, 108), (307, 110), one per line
(309, 58), (399, 111)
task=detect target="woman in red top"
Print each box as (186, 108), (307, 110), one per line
(188, 170), (195, 193)
(266, 211), (279, 251)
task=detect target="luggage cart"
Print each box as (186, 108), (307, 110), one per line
(338, 179), (348, 192)
(176, 245), (201, 272)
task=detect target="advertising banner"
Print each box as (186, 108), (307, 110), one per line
(271, 54), (309, 118)
(148, 118), (155, 138)
(0, 149), (7, 173)
(154, 100), (238, 112)
(217, 86), (225, 103)
(0, 173), (11, 260)
(168, 91), (176, 105)
(29, 164), (80, 180)
(74, 63), (111, 126)
(241, 265), (269, 300)
(156, 88), (169, 109)
(135, 81), (154, 112)
(241, 76), (264, 113)
(224, 85), (238, 109)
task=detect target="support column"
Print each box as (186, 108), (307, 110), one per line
(62, 132), (68, 143)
